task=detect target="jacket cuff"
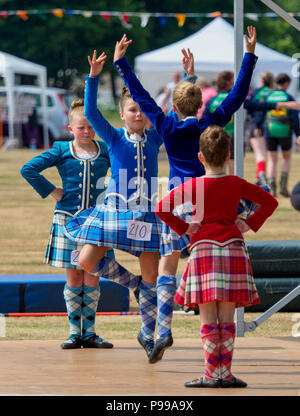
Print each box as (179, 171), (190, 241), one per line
(114, 57), (130, 78)
(183, 74), (197, 84)
(244, 52), (258, 67)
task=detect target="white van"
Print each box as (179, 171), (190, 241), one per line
(0, 85), (76, 145)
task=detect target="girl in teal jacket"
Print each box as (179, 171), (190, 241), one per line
(21, 99), (139, 349)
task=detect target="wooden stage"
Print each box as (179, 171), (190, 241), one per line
(0, 337), (299, 396)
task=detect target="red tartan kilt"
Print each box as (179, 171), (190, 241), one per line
(174, 241), (260, 308)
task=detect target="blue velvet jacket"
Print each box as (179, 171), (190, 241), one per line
(84, 75), (163, 209)
(20, 140), (110, 215)
(114, 53), (257, 190)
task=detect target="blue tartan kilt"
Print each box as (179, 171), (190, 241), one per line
(160, 222), (191, 258)
(237, 185), (270, 220)
(160, 204), (192, 259)
(44, 213), (84, 269)
(63, 201), (162, 257)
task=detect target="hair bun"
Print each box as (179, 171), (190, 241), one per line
(121, 86), (129, 96)
(71, 98), (84, 110)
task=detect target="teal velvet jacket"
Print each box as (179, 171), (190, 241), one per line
(20, 140), (110, 215)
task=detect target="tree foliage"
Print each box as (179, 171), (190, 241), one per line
(0, 0), (299, 88)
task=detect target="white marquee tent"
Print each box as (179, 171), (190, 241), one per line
(135, 17), (298, 98)
(0, 51), (48, 149)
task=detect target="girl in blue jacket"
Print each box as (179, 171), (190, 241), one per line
(63, 52), (164, 359)
(21, 99), (138, 349)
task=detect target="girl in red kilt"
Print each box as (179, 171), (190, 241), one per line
(155, 125), (278, 388)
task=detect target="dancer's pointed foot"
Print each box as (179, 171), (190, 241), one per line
(148, 333), (173, 364)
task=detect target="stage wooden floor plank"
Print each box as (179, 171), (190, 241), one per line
(0, 337), (299, 396)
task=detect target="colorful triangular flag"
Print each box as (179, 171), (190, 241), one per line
(16, 10), (29, 21)
(101, 12), (111, 22)
(52, 9), (64, 18)
(175, 13), (186, 27)
(209, 11), (222, 18)
(140, 13), (150, 28)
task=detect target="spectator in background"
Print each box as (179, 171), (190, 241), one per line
(160, 71), (181, 113)
(247, 72), (274, 186)
(155, 86), (169, 114)
(196, 77), (217, 119)
(264, 73), (300, 197)
(204, 70), (236, 174)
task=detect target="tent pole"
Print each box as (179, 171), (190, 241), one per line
(5, 69), (15, 149)
(39, 69), (49, 149)
(234, 0), (246, 338)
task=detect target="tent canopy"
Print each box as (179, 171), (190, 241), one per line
(135, 17), (298, 97)
(0, 51), (46, 76)
(0, 51), (48, 148)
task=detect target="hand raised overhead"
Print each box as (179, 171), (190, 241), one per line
(244, 26), (256, 54)
(114, 34), (132, 62)
(88, 50), (107, 77)
(181, 48), (194, 77)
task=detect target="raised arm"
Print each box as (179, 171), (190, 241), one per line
(182, 48), (194, 77)
(113, 35), (175, 138)
(85, 50), (119, 146)
(206, 26), (258, 126)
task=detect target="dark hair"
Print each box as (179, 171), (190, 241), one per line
(199, 125), (231, 167)
(119, 85), (132, 112)
(275, 73), (291, 86)
(216, 71), (234, 91)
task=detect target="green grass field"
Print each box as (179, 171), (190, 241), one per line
(0, 145), (300, 340)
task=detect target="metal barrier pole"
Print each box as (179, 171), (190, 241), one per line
(245, 284), (300, 332)
(234, 0), (245, 337)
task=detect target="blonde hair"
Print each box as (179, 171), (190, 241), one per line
(69, 98), (84, 124)
(172, 81), (202, 117)
(261, 72), (274, 89)
(199, 126), (231, 167)
(119, 85), (132, 112)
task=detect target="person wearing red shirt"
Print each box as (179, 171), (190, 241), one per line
(155, 125), (278, 388)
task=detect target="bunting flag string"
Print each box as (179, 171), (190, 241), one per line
(0, 9), (299, 27)
(175, 14), (186, 27)
(16, 10), (29, 21)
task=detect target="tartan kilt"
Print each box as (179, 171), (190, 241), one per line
(237, 185), (270, 220)
(63, 201), (162, 257)
(174, 241), (260, 308)
(44, 213), (84, 269)
(160, 223), (190, 258)
(160, 203), (192, 258)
